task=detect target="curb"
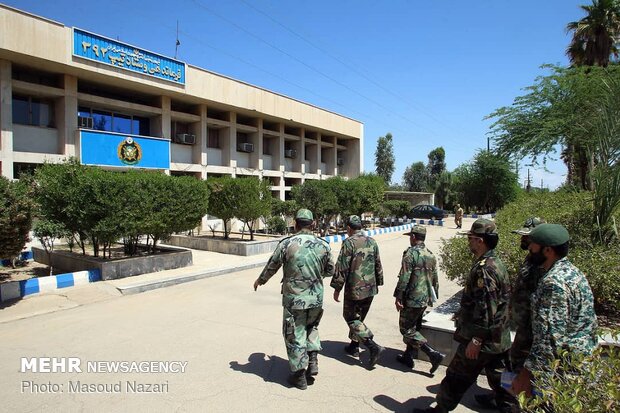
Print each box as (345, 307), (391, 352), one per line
(0, 250), (33, 267)
(325, 220), (444, 244)
(0, 269), (101, 302)
(113, 260), (269, 295)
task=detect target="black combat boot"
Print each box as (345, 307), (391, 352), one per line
(363, 337), (385, 368)
(344, 340), (360, 357)
(421, 343), (445, 374)
(307, 351), (319, 376)
(287, 369), (308, 390)
(396, 344), (415, 368)
(474, 393), (497, 409)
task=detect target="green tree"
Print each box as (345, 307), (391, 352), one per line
(566, 0), (620, 67)
(33, 219), (70, 276)
(207, 176), (238, 239)
(402, 162), (428, 192)
(427, 147), (446, 187)
(374, 132), (395, 185)
(234, 177), (272, 241)
(434, 170), (453, 209)
(0, 176), (35, 263)
(292, 178), (341, 235)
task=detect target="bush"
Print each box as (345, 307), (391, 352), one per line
(0, 176), (35, 261)
(520, 332), (620, 413)
(439, 191), (620, 315)
(266, 216), (287, 235)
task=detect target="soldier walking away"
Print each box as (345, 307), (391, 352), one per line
(254, 209), (335, 390)
(414, 219), (512, 413)
(454, 204), (463, 229)
(475, 217), (545, 412)
(394, 225), (445, 374)
(331, 215), (385, 368)
(511, 224), (597, 401)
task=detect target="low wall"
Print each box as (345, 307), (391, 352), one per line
(168, 235), (282, 256)
(32, 246), (192, 281)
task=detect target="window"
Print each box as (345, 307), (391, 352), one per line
(172, 121), (190, 136)
(78, 107), (150, 136)
(207, 128), (220, 148)
(13, 162), (39, 178)
(12, 95), (55, 127)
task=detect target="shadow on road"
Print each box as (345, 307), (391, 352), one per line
(229, 353), (290, 388)
(373, 395), (436, 413)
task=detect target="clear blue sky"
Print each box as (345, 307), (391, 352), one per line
(6, 0), (589, 189)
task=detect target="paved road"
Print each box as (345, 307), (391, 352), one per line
(0, 218), (492, 412)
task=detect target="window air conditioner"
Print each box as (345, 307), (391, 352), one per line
(284, 149), (297, 159)
(237, 142), (254, 153)
(174, 133), (196, 145)
(78, 116), (94, 129)
(337, 158), (345, 165)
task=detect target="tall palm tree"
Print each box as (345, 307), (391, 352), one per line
(566, 0), (620, 67)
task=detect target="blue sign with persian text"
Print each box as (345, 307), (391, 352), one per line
(80, 130), (170, 169)
(73, 28), (185, 85)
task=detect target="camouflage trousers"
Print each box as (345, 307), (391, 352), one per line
(343, 296), (374, 342)
(436, 344), (516, 412)
(283, 307), (323, 373)
(509, 327), (532, 372)
(399, 306), (427, 348)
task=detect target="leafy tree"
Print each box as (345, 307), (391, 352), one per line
(292, 178), (341, 235)
(434, 170), (453, 209)
(402, 162), (429, 192)
(566, 0), (620, 67)
(427, 147), (446, 187)
(234, 177), (272, 241)
(451, 151), (519, 213)
(0, 176), (35, 263)
(207, 176), (238, 239)
(486, 64), (620, 190)
(374, 132), (395, 185)
(33, 219), (70, 276)
(379, 200), (411, 219)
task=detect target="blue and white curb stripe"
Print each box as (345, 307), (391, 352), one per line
(324, 219), (443, 244)
(0, 250), (34, 267)
(0, 269), (101, 302)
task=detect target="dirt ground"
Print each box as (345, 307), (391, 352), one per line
(0, 260), (59, 283)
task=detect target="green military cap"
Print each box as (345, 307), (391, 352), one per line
(458, 218), (497, 236)
(295, 208), (313, 220)
(528, 223), (569, 246)
(403, 225), (426, 236)
(347, 215), (362, 227)
(512, 217), (546, 236)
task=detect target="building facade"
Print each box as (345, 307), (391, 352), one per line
(0, 5), (363, 204)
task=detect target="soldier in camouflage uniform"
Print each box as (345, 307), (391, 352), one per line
(394, 225), (445, 373)
(512, 224), (597, 399)
(254, 209), (335, 390)
(454, 204), (464, 229)
(331, 215), (384, 367)
(414, 219), (512, 413)
(475, 217), (545, 411)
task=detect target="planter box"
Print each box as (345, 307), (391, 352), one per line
(168, 234), (282, 256)
(32, 246), (192, 281)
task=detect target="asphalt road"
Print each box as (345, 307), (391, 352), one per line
(0, 218), (493, 413)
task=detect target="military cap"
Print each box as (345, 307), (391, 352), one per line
(347, 215), (362, 227)
(295, 209), (313, 220)
(511, 216), (545, 235)
(403, 225), (426, 236)
(458, 218), (497, 236)
(528, 223), (569, 246)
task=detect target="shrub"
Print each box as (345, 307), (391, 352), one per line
(266, 216), (287, 235)
(439, 191), (620, 314)
(0, 176), (35, 262)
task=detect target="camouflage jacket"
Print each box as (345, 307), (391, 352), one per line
(331, 231), (383, 300)
(509, 258), (542, 370)
(454, 249), (511, 354)
(525, 257), (597, 372)
(393, 242), (438, 308)
(257, 228), (335, 310)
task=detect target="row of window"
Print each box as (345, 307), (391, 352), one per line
(78, 107), (150, 136)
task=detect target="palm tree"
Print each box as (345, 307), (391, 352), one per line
(566, 0), (620, 67)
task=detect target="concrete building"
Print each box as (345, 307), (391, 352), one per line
(0, 4), (363, 204)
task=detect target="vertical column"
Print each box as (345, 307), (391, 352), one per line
(227, 112), (236, 168)
(193, 104), (207, 179)
(160, 96), (171, 175)
(58, 74), (78, 157)
(0, 60), (13, 179)
(253, 119), (262, 170)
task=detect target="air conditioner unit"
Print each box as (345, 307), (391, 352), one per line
(78, 116), (93, 129)
(337, 158), (345, 165)
(284, 149), (297, 159)
(237, 142), (254, 153)
(174, 133), (196, 145)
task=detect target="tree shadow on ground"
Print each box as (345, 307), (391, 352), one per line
(373, 395), (436, 413)
(426, 382), (494, 411)
(229, 353), (291, 388)
(434, 290), (463, 315)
